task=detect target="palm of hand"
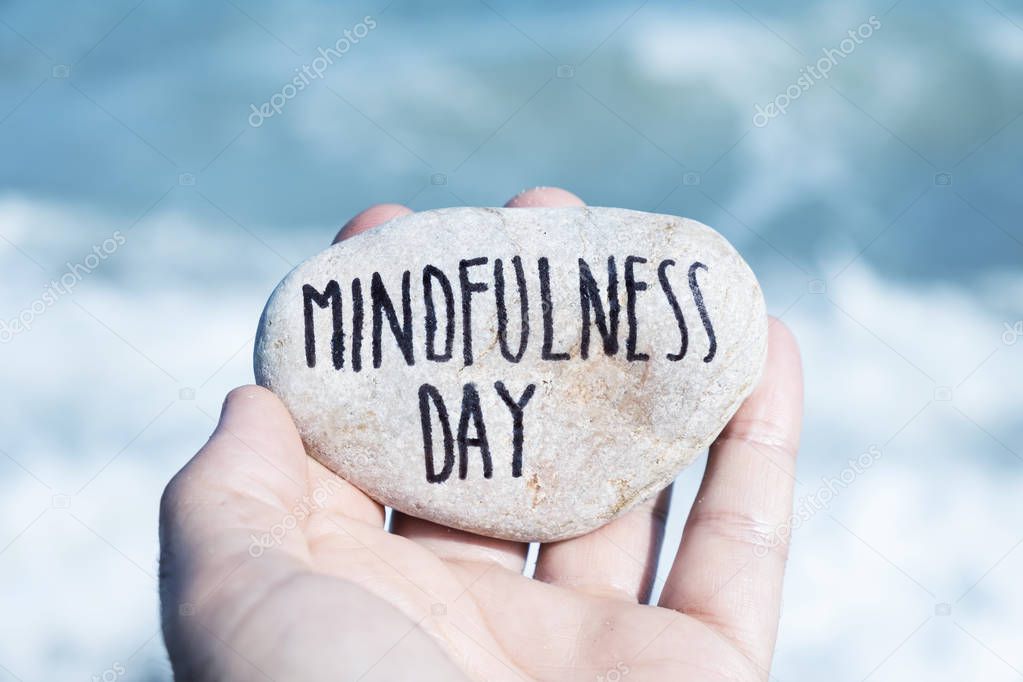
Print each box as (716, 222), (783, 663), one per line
(160, 190), (802, 682)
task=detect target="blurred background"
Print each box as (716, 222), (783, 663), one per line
(1, 0), (1021, 679)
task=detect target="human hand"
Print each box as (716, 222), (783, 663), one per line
(159, 187), (803, 681)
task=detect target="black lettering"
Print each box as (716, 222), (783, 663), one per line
(538, 257), (570, 360)
(459, 257), (489, 366)
(419, 383), (454, 483)
(578, 257), (620, 358)
(302, 280), (344, 369)
(371, 271), (415, 368)
(658, 259), (688, 361)
(423, 265), (455, 362)
(457, 383), (492, 479)
(688, 261), (717, 363)
(351, 277), (364, 372)
(624, 256), (649, 361)
(494, 256), (529, 363)
(494, 381), (536, 478)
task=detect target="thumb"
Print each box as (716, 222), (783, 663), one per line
(159, 386), (313, 675)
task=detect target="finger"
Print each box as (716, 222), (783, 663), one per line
(535, 488), (671, 602)
(160, 387), (437, 679)
(389, 515), (529, 573)
(334, 203), (412, 242)
(160, 386), (314, 672)
(659, 318), (803, 672)
(504, 186), (584, 208)
(162, 385), (384, 604)
(162, 386), (312, 588)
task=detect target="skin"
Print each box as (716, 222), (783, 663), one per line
(159, 187), (803, 681)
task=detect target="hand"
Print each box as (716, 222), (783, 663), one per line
(159, 187), (803, 681)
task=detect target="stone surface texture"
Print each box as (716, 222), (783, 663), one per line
(254, 207), (767, 541)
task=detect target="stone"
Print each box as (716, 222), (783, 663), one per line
(254, 207), (767, 541)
